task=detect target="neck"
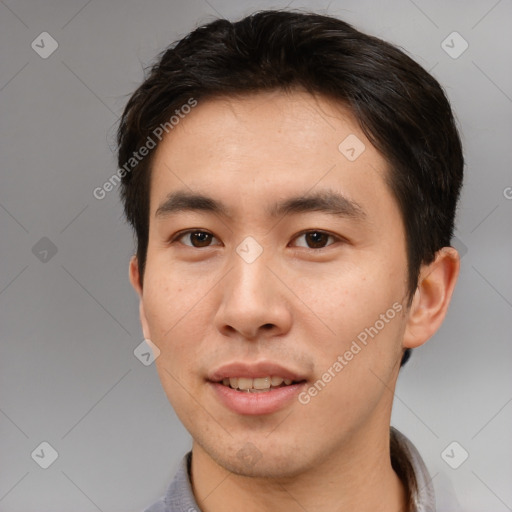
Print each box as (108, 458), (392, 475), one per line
(190, 424), (408, 512)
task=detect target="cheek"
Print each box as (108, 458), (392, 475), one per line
(143, 252), (205, 336)
(292, 258), (407, 385)
(142, 272), (198, 369)
(298, 301), (406, 435)
(295, 261), (403, 330)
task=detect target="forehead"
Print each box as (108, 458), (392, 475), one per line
(148, 90), (394, 222)
(152, 90), (370, 167)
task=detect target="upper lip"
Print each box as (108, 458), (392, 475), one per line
(208, 360), (308, 382)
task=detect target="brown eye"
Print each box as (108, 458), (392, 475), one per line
(177, 230), (218, 247)
(294, 231), (336, 249)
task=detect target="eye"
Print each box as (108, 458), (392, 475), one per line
(174, 230), (221, 248)
(292, 230), (338, 249)
(172, 229), (340, 249)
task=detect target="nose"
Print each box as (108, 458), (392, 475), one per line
(213, 248), (293, 341)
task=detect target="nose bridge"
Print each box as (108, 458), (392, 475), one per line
(214, 238), (291, 339)
(229, 240), (273, 305)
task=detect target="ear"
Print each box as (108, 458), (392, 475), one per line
(403, 247), (460, 349)
(129, 255), (142, 296)
(129, 256), (151, 341)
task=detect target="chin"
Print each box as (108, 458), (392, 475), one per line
(212, 443), (311, 480)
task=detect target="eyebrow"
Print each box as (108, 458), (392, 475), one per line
(155, 189), (366, 221)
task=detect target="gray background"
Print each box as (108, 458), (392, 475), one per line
(0, 0), (511, 510)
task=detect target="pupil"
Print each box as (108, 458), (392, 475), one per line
(192, 232), (211, 247)
(307, 232), (327, 248)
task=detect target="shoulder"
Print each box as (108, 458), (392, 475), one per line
(142, 452), (200, 512)
(143, 496), (167, 512)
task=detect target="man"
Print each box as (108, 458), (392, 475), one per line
(117, 10), (463, 512)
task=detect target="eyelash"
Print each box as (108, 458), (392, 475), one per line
(171, 229), (342, 250)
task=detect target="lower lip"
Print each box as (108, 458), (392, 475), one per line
(209, 381), (306, 415)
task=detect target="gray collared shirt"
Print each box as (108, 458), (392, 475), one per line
(143, 428), (436, 512)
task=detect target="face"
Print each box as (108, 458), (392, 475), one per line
(130, 90), (412, 477)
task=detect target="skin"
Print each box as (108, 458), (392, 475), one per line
(129, 90), (460, 512)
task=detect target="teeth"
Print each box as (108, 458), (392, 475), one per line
(253, 377), (271, 389)
(220, 375), (296, 391)
(271, 376), (284, 386)
(237, 377), (253, 390)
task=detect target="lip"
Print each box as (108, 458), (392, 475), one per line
(207, 360), (308, 415)
(207, 360), (307, 382)
(209, 381), (307, 415)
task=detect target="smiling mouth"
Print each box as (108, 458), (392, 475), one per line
(218, 376), (306, 393)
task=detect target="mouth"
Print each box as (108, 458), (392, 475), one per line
(216, 376), (307, 393)
(207, 361), (309, 415)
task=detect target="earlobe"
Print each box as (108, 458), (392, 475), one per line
(403, 247), (460, 349)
